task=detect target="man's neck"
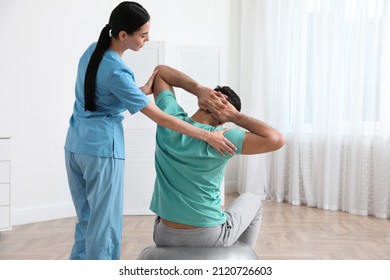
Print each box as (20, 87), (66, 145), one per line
(191, 110), (220, 127)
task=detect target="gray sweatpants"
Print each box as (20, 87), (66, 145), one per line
(153, 192), (263, 249)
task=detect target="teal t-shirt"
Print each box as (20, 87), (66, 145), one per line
(149, 90), (245, 227)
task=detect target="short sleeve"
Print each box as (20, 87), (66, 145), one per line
(223, 128), (246, 155)
(155, 90), (187, 118)
(108, 68), (150, 114)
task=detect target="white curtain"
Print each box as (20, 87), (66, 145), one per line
(238, 0), (390, 219)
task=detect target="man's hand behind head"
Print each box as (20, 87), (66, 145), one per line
(210, 94), (239, 124)
(198, 89), (228, 112)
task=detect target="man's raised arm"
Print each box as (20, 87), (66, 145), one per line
(151, 65), (227, 112)
(213, 101), (285, 155)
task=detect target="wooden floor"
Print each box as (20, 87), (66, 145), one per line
(1, 193), (389, 260)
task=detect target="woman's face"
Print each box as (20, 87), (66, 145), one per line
(125, 21), (151, 51)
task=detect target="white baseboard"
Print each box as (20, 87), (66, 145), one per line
(12, 203), (76, 226)
(11, 181), (241, 226)
(226, 180), (267, 200)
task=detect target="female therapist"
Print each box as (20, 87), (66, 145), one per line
(64, 1), (235, 260)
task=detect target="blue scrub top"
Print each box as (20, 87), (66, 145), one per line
(64, 43), (150, 159)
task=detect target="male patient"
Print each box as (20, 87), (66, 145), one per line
(148, 65), (284, 249)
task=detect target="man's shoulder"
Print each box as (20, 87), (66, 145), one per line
(156, 90), (187, 117)
(155, 90), (176, 104)
(221, 126), (245, 136)
(222, 127), (246, 154)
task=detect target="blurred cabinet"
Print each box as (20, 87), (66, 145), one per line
(0, 137), (11, 231)
(121, 42), (177, 215)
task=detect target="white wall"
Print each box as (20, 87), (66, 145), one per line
(0, 0), (241, 225)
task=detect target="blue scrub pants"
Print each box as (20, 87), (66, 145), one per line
(65, 151), (125, 260)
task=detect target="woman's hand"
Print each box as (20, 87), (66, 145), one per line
(206, 129), (237, 156)
(139, 69), (158, 95)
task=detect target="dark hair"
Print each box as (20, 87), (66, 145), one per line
(214, 86), (241, 112)
(84, 1), (150, 111)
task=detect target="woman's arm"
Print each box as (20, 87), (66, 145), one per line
(141, 102), (236, 156)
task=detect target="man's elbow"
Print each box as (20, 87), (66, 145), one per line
(269, 132), (285, 151)
(154, 64), (169, 75)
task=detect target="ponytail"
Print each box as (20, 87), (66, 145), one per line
(84, 25), (112, 111)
